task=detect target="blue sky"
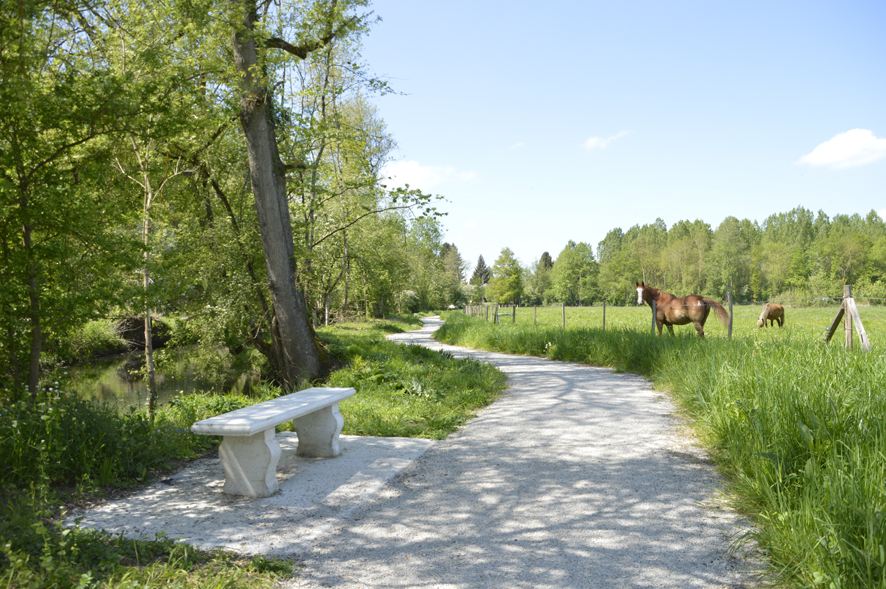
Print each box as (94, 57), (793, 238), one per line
(360, 1), (886, 272)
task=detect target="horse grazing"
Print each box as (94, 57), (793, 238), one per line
(636, 281), (729, 338)
(757, 303), (784, 328)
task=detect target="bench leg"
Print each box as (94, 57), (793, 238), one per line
(218, 429), (280, 497)
(293, 402), (344, 458)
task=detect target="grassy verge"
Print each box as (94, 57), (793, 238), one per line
(0, 314), (506, 588)
(437, 310), (886, 588)
(318, 316), (507, 439)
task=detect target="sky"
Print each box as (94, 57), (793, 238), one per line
(359, 1), (886, 273)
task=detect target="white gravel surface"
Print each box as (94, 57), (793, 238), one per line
(286, 317), (760, 588)
(71, 316), (761, 588)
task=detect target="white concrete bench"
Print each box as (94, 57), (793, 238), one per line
(190, 387), (355, 497)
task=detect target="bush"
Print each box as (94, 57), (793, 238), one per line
(0, 393), (213, 490)
(51, 320), (128, 364)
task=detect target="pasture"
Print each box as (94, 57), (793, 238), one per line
(439, 309), (886, 588)
(480, 301), (886, 349)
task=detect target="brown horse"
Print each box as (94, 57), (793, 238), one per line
(757, 303), (785, 327)
(636, 281), (729, 338)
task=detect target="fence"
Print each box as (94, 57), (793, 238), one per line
(464, 285), (873, 351)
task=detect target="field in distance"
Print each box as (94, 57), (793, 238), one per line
(474, 302), (886, 346)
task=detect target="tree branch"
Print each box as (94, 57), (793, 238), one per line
(264, 16), (358, 59)
(312, 203), (420, 249)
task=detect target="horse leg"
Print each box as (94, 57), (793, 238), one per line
(693, 321), (705, 338)
(656, 320), (664, 336)
(666, 324), (675, 336)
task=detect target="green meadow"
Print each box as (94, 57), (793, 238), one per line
(475, 301), (886, 348)
(438, 309), (886, 588)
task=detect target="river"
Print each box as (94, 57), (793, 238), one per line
(66, 352), (258, 412)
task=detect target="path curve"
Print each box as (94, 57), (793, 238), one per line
(287, 317), (759, 588)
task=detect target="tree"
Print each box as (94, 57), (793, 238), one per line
(402, 217), (447, 310)
(0, 0), (141, 401)
(487, 248), (523, 304)
(540, 251), (554, 270)
(525, 254), (554, 305)
(550, 241), (598, 305)
(705, 217), (757, 300)
(440, 243), (468, 306)
(470, 255), (490, 285)
(662, 219), (711, 296)
(596, 228), (640, 304)
(228, 0), (370, 386)
(630, 219), (668, 287)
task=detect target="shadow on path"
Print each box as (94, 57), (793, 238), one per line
(287, 317), (760, 588)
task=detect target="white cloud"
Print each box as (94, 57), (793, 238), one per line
(797, 129), (886, 169)
(510, 142), (525, 150)
(583, 130), (630, 150)
(381, 160), (476, 190)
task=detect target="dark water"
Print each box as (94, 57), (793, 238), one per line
(66, 352), (257, 412)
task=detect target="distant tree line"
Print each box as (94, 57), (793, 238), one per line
(478, 207), (886, 307)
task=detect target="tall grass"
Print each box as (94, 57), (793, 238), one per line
(438, 311), (886, 588)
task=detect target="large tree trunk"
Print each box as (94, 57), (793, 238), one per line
(231, 1), (326, 387)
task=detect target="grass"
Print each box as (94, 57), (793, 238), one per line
(318, 315), (508, 439)
(438, 309), (886, 588)
(0, 313), (507, 588)
(477, 301), (886, 348)
(1, 502), (293, 589)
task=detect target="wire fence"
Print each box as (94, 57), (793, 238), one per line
(464, 286), (884, 351)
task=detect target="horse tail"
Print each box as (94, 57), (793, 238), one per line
(703, 298), (730, 327)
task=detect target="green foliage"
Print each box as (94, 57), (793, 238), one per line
(438, 310), (886, 587)
(470, 255), (490, 286)
(49, 320), (128, 364)
(0, 495), (287, 588)
(595, 207), (886, 306)
(0, 0), (144, 398)
(487, 247), (523, 304)
(318, 318), (507, 439)
(550, 241), (598, 305)
(523, 253), (554, 305)
(0, 394), (213, 490)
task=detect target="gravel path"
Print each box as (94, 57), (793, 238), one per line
(285, 317), (760, 588)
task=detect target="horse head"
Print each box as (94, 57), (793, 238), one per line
(635, 281), (646, 305)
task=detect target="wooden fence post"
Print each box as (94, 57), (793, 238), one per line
(823, 284), (871, 351)
(512, 304), (516, 323)
(602, 299), (606, 331)
(494, 305), (499, 324)
(727, 292), (733, 339)
(845, 289), (870, 351)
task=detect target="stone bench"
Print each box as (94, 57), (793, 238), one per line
(191, 387), (356, 497)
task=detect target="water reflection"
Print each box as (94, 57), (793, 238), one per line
(67, 352), (258, 412)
